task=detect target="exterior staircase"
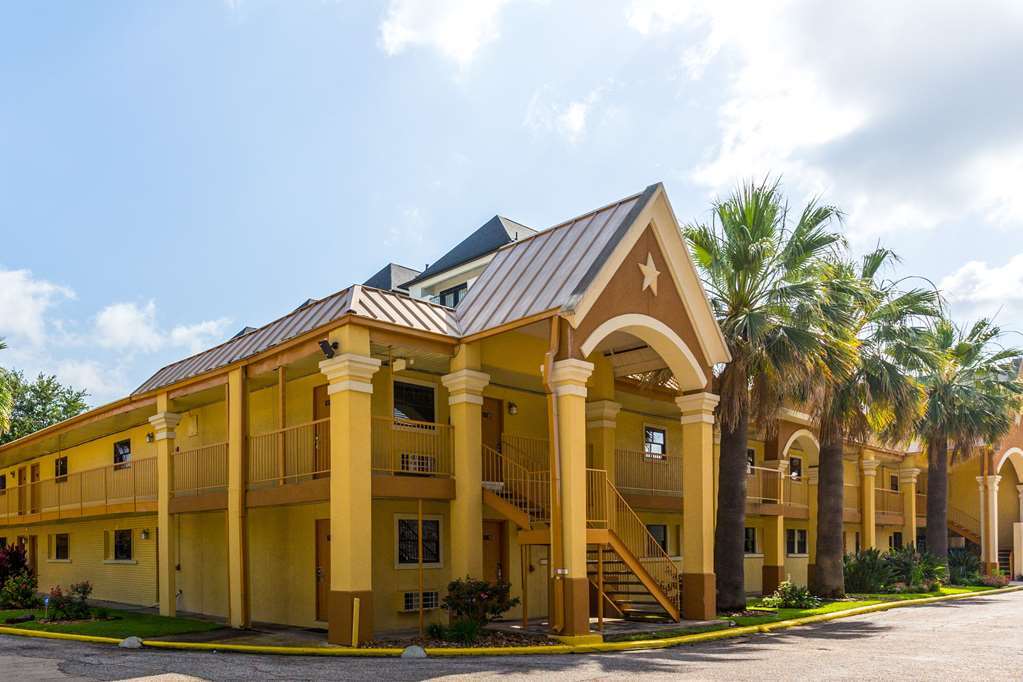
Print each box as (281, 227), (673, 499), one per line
(481, 443), (681, 623)
(948, 507), (981, 545)
(998, 549), (1012, 576)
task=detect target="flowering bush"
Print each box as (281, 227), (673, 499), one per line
(0, 572), (40, 609)
(760, 580), (821, 609)
(978, 572), (1010, 588)
(46, 581), (92, 621)
(0, 544), (31, 585)
(441, 577), (519, 627)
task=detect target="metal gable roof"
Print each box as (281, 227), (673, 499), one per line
(132, 286), (457, 395)
(404, 215), (536, 287)
(454, 186), (656, 337)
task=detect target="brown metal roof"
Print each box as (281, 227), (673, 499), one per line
(455, 185), (656, 337)
(133, 286), (457, 395)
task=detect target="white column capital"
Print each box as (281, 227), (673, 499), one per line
(550, 359), (594, 398)
(1016, 483), (1023, 497)
(765, 459), (788, 475)
(898, 467), (920, 485)
(676, 392), (719, 425)
(148, 412), (182, 441)
(319, 353), (382, 395)
(441, 368), (490, 406)
(860, 459), (880, 476)
(585, 400), (621, 429)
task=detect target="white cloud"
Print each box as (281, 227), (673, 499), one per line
(170, 319), (233, 355)
(940, 254), (1023, 322)
(0, 268), (74, 344)
(524, 86), (606, 144)
(95, 301), (163, 353)
(53, 359), (129, 404)
(627, 1), (1023, 241)
(379, 0), (515, 67)
(385, 207), (429, 248)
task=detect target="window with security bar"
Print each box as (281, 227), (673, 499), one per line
(397, 518), (441, 567)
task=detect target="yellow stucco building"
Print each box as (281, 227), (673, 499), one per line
(0, 183), (1014, 644)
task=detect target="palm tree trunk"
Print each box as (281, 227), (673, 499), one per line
(926, 437), (949, 559)
(715, 409), (748, 611)
(812, 439), (845, 597)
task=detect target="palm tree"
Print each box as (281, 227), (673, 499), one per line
(810, 250), (939, 597)
(916, 318), (1023, 560)
(685, 179), (845, 611)
(0, 338), (12, 436)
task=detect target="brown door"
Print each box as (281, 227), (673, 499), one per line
(24, 536), (37, 576)
(315, 518), (331, 621)
(16, 468), (26, 516)
(313, 385), (330, 477)
(482, 520), (505, 583)
(29, 464), (40, 514)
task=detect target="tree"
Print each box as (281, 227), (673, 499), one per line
(685, 179), (845, 611)
(0, 370), (89, 445)
(810, 250), (938, 597)
(916, 318), (1023, 560)
(0, 339), (12, 437)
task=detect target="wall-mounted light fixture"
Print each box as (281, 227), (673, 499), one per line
(318, 340), (338, 359)
(145, 433), (155, 443)
(392, 358), (412, 373)
(507, 402), (519, 416)
(141, 529), (151, 540)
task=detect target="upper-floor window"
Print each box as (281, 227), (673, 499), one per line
(54, 456), (68, 482)
(789, 456), (802, 480)
(746, 448), (756, 469)
(644, 426), (666, 459)
(113, 440), (131, 470)
(394, 381), (435, 422)
(438, 283), (468, 308)
(890, 474), (900, 492)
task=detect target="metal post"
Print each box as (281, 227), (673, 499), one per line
(277, 366), (286, 486)
(597, 544), (604, 631)
(521, 543), (529, 627)
(418, 498), (424, 638)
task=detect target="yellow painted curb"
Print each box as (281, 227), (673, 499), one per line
(0, 586), (1016, 657)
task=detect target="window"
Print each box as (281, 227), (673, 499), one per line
(744, 527), (757, 554)
(438, 283), (468, 308)
(746, 448), (756, 468)
(396, 517), (441, 567)
(786, 528), (808, 555)
(114, 529), (133, 561)
(113, 440), (131, 470)
(789, 456), (802, 480)
(53, 533), (69, 561)
(646, 524), (668, 553)
(890, 474), (900, 492)
(644, 427), (667, 459)
(890, 532), (903, 550)
(0, 474), (6, 492)
(393, 382), (436, 422)
(54, 456), (68, 482)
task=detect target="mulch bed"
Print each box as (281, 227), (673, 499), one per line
(366, 630), (560, 648)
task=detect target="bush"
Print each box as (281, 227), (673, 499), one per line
(426, 622), (446, 640)
(0, 572), (41, 609)
(947, 548), (982, 586)
(445, 619), (482, 644)
(978, 572), (1010, 588)
(760, 580), (822, 609)
(844, 549), (896, 593)
(441, 577), (519, 627)
(885, 545), (945, 591)
(0, 544), (31, 585)
(46, 581), (92, 621)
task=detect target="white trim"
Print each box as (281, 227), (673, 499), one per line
(995, 447), (1023, 481)
(776, 408), (812, 426)
(103, 559), (138, 565)
(581, 314), (706, 391)
(327, 380), (373, 395)
(394, 514), (444, 570)
(782, 429), (820, 457)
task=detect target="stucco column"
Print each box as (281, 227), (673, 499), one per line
(1017, 484), (1023, 526)
(977, 476), (988, 565)
(550, 358), (594, 638)
(761, 459), (787, 594)
(860, 456), (879, 550)
(984, 475), (1002, 574)
(899, 468), (920, 549)
(226, 367), (249, 628)
(585, 400), (621, 485)
(676, 392), (719, 620)
(807, 467), (819, 585)
(320, 325), (381, 645)
(149, 400), (181, 618)
(442, 343), (490, 580)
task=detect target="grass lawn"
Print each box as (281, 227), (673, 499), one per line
(0, 608), (223, 639)
(723, 585), (998, 627)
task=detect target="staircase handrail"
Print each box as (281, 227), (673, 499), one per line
(949, 506), (980, 532)
(482, 445), (550, 524)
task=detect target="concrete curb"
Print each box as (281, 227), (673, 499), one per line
(0, 586), (1017, 657)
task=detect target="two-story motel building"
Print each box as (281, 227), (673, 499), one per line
(1, 183), (1019, 644)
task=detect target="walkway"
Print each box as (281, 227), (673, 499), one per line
(3, 590), (1021, 680)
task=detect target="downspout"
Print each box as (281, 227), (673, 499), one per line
(543, 316), (565, 633)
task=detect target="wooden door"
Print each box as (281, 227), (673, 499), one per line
(27, 536), (37, 576)
(16, 468), (26, 516)
(315, 518), (331, 621)
(29, 464), (40, 513)
(481, 398), (503, 452)
(313, 385), (330, 477)
(482, 520), (505, 583)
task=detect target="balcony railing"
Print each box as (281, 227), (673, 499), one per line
(747, 465), (783, 504)
(482, 445), (549, 524)
(915, 493), (927, 514)
(0, 458), (157, 525)
(877, 488), (902, 514)
(372, 417), (452, 477)
(249, 418), (331, 488)
(784, 476), (808, 507)
(843, 483), (861, 512)
(615, 448), (682, 497)
(500, 433), (549, 470)
(173, 442), (228, 496)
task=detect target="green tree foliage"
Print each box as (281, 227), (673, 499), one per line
(0, 370), (89, 445)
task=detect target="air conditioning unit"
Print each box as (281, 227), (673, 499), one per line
(400, 453), (437, 474)
(401, 590), (439, 612)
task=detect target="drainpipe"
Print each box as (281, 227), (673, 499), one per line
(543, 316), (565, 633)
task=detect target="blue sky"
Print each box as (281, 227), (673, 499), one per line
(2, 0), (1022, 405)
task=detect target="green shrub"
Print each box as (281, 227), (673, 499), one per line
(947, 548), (982, 586)
(441, 577), (519, 627)
(426, 622), (447, 640)
(46, 581), (92, 621)
(0, 572), (40, 609)
(445, 619), (482, 644)
(760, 580), (822, 609)
(844, 549), (896, 593)
(0, 545), (31, 586)
(885, 545), (945, 591)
